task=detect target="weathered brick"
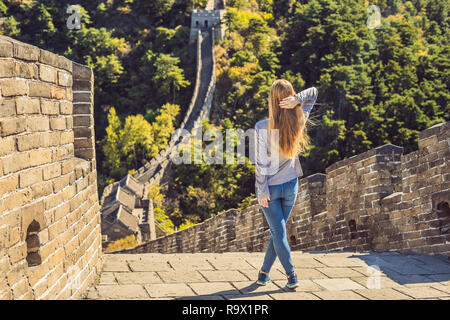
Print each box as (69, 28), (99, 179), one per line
(26, 264), (49, 287)
(13, 42), (39, 61)
(73, 127), (93, 138)
(51, 86), (66, 100)
(52, 145), (72, 161)
(74, 138), (93, 149)
(55, 56), (72, 72)
(0, 59), (14, 77)
(58, 71), (72, 87)
(40, 99), (59, 115)
(29, 149), (52, 167)
(74, 148), (95, 160)
(31, 181), (53, 199)
(0, 98), (16, 117)
(0, 175), (18, 197)
(62, 185), (76, 202)
(60, 101), (72, 115)
(60, 159), (74, 175)
(73, 92), (91, 103)
(65, 88), (73, 101)
(17, 133), (41, 151)
(39, 64), (57, 83)
(39, 49), (57, 66)
(52, 174), (70, 192)
(29, 82), (51, 98)
(43, 163), (61, 181)
(13, 60), (38, 79)
(48, 247), (65, 267)
(45, 192), (64, 211)
(76, 177), (89, 193)
(6, 226), (20, 247)
(2, 152), (30, 174)
(48, 217), (67, 240)
(72, 63), (91, 81)
(27, 116), (49, 132)
(8, 243), (26, 265)
(66, 117), (73, 129)
(16, 96), (40, 114)
(73, 80), (91, 91)
(60, 131), (74, 145)
(31, 277), (48, 298)
(0, 136), (15, 156)
(73, 103), (91, 115)
(0, 118), (26, 137)
(0, 79), (28, 96)
(19, 167), (43, 188)
(3, 189), (31, 212)
(0, 39), (13, 57)
(50, 117), (66, 131)
(40, 131), (60, 147)
(73, 115), (92, 127)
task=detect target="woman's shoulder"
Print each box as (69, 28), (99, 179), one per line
(255, 119), (268, 130)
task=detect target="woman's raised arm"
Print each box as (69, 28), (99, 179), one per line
(295, 87), (318, 119)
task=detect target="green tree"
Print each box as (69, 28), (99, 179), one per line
(153, 53), (190, 103)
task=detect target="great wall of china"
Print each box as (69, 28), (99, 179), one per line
(99, 0), (224, 245)
(0, 35), (101, 299)
(0, 0), (449, 300)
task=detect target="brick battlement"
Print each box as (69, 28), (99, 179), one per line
(0, 36), (102, 299)
(118, 122), (450, 257)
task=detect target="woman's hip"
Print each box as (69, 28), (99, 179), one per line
(255, 177), (298, 201)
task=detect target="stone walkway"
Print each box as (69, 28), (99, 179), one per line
(84, 251), (450, 300)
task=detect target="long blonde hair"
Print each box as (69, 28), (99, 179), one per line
(268, 79), (310, 158)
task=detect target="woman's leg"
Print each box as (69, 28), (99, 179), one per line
(281, 178), (298, 225)
(260, 196), (295, 273)
(260, 197), (295, 276)
(279, 178), (298, 276)
(260, 214), (277, 274)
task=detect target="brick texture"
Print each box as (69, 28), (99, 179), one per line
(0, 35), (101, 300)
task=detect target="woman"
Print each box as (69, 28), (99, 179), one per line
(255, 79), (318, 289)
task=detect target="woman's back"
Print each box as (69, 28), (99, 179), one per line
(255, 86), (318, 199)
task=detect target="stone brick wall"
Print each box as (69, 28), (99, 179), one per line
(118, 121), (449, 257)
(0, 36), (102, 299)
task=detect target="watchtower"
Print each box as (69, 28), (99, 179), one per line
(189, 8), (226, 43)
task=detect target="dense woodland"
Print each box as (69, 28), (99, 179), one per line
(1, 0), (448, 232)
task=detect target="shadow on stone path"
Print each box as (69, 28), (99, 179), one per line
(85, 251), (450, 300)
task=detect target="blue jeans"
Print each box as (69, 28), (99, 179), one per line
(256, 177), (298, 276)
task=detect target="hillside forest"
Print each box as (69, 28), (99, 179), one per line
(1, 0), (448, 232)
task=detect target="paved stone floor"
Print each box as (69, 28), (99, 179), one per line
(84, 251), (450, 300)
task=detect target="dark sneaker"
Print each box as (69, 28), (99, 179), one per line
(256, 270), (270, 286)
(286, 272), (299, 289)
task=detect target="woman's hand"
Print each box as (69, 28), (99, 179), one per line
(279, 96), (299, 109)
(258, 196), (270, 208)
